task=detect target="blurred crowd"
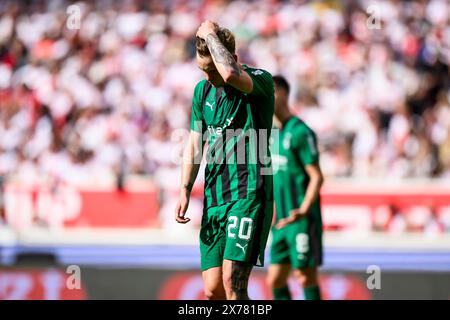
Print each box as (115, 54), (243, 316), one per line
(0, 0), (450, 230)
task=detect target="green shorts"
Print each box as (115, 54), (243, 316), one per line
(199, 196), (273, 272)
(270, 214), (323, 269)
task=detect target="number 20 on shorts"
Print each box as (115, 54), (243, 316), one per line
(227, 216), (253, 240)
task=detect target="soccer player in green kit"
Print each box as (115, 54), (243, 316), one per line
(267, 76), (324, 300)
(175, 20), (274, 300)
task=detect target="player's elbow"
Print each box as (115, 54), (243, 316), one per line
(310, 169), (324, 188)
(222, 69), (238, 84)
(317, 171), (324, 188)
(223, 72), (253, 93)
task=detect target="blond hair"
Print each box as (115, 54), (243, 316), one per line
(196, 27), (236, 57)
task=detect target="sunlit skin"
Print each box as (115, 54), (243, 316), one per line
(196, 53), (237, 88)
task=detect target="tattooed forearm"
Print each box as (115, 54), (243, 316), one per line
(205, 33), (241, 77)
(231, 261), (252, 300)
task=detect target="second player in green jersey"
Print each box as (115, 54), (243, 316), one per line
(267, 75), (324, 300)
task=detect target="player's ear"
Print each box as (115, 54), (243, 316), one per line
(233, 54), (238, 62)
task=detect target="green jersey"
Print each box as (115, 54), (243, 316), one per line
(271, 116), (322, 222)
(190, 66), (274, 208)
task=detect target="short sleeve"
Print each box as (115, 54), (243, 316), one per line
(190, 81), (206, 134)
(297, 130), (319, 166)
(245, 68), (274, 98)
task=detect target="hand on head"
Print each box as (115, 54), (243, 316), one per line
(196, 20), (219, 40)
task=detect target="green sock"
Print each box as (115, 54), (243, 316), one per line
(304, 285), (321, 300)
(273, 286), (292, 300)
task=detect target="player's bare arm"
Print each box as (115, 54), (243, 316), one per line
(175, 130), (204, 224)
(276, 163), (324, 229)
(196, 20), (253, 93)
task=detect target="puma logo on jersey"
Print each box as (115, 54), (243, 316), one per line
(236, 243), (248, 254)
(205, 101), (215, 111)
